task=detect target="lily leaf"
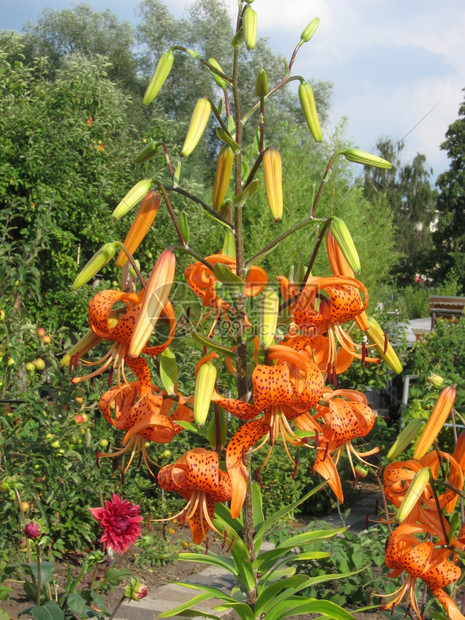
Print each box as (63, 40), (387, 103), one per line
(212, 263), (244, 288)
(177, 552), (238, 577)
(157, 583), (242, 619)
(255, 575), (310, 617)
(265, 596), (355, 620)
(191, 330), (237, 359)
(254, 481), (327, 552)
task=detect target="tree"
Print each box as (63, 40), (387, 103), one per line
(22, 3), (139, 92)
(0, 33), (140, 326)
(363, 138), (436, 284)
(432, 90), (465, 290)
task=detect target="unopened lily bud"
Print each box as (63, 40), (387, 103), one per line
(116, 191), (161, 267)
(366, 317), (403, 375)
(194, 361), (217, 426)
(112, 179), (153, 219)
(72, 242), (119, 290)
(179, 211), (189, 244)
(298, 81), (322, 142)
(143, 50), (174, 105)
(330, 217), (361, 274)
(159, 348), (178, 395)
(129, 249), (176, 357)
(243, 6), (257, 50)
(213, 145), (235, 210)
(61, 329), (102, 367)
(300, 17), (320, 43)
(181, 97), (211, 157)
(135, 141), (159, 164)
(263, 148), (283, 222)
(413, 386), (457, 460)
(208, 58), (228, 89)
(397, 467), (430, 522)
(386, 419), (424, 460)
(259, 288), (279, 349)
(427, 374), (445, 389)
(255, 68), (268, 98)
(340, 148), (392, 169)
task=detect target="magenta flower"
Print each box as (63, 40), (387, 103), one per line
(89, 494), (143, 553)
(24, 521), (41, 540)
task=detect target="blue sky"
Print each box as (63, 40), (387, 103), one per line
(4, 0), (465, 179)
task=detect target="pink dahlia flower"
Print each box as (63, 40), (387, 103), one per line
(89, 493), (143, 553)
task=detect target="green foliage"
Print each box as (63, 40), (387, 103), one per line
(432, 92), (465, 291)
(298, 522), (394, 610)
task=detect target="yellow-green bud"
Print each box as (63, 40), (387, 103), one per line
(194, 362), (217, 426)
(143, 50), (174, 105)
(263, 148), (283, 222)
(243, 6), (257, 51)
(427, 374), (445, 389)
(340, 148), (392, 169)
(181, 97), (211, 157)
(179, 211), (189, 244)
(112, 179), (153, 219)
(259, 288), (279, 349)
(386, 419), (424, 460)
(298, 81), (322, 142)
(159, 348), (178, 395)
(208, 58), (228, 89)
(213, 145), (235, 210)
(366, 317), (403, 375)
(222, 229), (236, 258)
(72, 242), (119, 290)
(135, 141), (159, 164)
(300, 17), (320, 43)
(330, 217), (361, 274)
(397, 467), (430, 522)
(255, 68), (268, 98)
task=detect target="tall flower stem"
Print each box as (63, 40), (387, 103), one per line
(232, 42), (257, 606)
(35, 542), (41, 607)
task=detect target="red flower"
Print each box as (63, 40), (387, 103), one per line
(89, 494), (143, 553)
(24, 521), (41, 540)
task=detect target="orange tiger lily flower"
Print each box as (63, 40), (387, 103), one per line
(380, 522), (465, 619)
(296, 388), (378, 502)
(185, 253), (267, 337)
(157, 448), (232, 544)
(383, 449), (465, 522)
(98, 379), (193, 476)
(71, 288), (176, 387)
(278, 272), (378, 379)
(213, 344), (325, 517)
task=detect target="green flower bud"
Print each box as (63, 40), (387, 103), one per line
(330, 217), (361, 274)
(255, 68), (268, 97)
(259, 288), (279, 349)
(135, 141), (159, 164)
(208, 58), (228, 89)
(72, 242), (119, 290)
(143, 50), (174, 105)
(194, 362), (217, 426)
(181, 97), (211, 157)
(397, 467), (430, 522)
(243, 6), (257, 51)
(112, 179), (153, 219)
(298, 81), (322, 142)
(300, 17), (320, 43)
(340, 148), (392, 169)
(386, 419), (424, 460)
